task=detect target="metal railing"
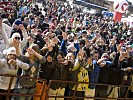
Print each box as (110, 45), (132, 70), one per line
(0, 74), (47, 100)
(46, 80), (133, 100)
(0, 74), (132, 100)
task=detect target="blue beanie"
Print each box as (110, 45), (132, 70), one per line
(14, 19), (22, 25)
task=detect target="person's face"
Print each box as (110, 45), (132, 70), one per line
(57, 54), (64, 63)
(79, 43), (84, 49)
(78, 50), (86, 61)
(31, 28), (38, 34)
(92, 53), (99, 61)
(11, 12), (15, 16)
(85, 39), (91, 47)
(67, 36), (73, 42)
(14, 24), (19, 30)
(27, 36), (33, 42)
(74, 35), (78, 41)
(25, 18), (29, 23)
(101, 53), (109, 61)
(13, 36), (21, 43)
(7, 54), (16, 60)
(82, 34), (87, 39)
(67, 53), (75, 62)
(34, 18), (39, 25)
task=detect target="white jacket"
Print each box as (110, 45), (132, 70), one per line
(0, 23), (28, 51)
(0, 58), (29, 90)
(0, 23), (12, 51)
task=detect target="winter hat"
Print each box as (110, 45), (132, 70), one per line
(11, 33), (21, 40)
(3, 47), (16, 55)
(14, 19), (22, 26)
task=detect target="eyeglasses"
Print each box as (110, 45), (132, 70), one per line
(14, 37), (20, 40)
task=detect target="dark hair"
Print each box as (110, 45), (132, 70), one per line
(90, 50), (99, 56)
(57, 51), (65, 58)
(75, 27), (81, 32)
(57, 35), (63, 42)
(60, 26), (66, 32)
(79, 39), (85, 46)
(1, 13), (7, 18)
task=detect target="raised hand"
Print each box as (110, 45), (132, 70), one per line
(8, 59), (17, 65)
(47, 43), (54, 51)
(26, 48), (35, 55)
(117, 44), (122, 53)
(123, 67), (133, 72)
(119, 51), (125, 61)
(87, 58), (92, 65)
(124, 51), (130, 58)
(19, 24), (25, 31)
(78, 49), (85, 61)
(62, 60), (68, 65)
(62, 32), (67, 40)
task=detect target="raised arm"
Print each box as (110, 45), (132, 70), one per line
(0, 21), (10, 48)
(19, 24), (28, 49)
(60, 32), (67, 55)
(16, 60), (29, 70)
(26, 48), (46, 63)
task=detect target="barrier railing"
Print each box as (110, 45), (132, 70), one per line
(46, 80), (133, 100)
(0, 74), (132, 100)
(0, 74), (47, 100)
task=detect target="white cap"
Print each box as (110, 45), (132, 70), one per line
(2, 18), (9, 23)
(127, 30), (131, 35)
(67, 45), (77, 52)
(60, 19), (65, 22)
(3, 47), (16, 55)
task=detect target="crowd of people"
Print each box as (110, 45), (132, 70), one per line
(0, 0), (132, 100)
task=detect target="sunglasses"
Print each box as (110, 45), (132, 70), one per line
(14, 37), (20, 40)
(103, 56), (108, 58)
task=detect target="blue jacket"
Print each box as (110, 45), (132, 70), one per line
(89, 60), (100, 89)
(89, 60), (112, 89)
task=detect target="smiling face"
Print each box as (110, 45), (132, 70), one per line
(66, 53), (75, 62)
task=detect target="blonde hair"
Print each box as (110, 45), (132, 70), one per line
(66, 53), (75, 60)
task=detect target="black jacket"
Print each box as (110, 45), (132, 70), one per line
(50, 61), (74, 90)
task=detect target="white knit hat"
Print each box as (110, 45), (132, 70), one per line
(11, 33), (21, 40)
(3, 47), (16, 55)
